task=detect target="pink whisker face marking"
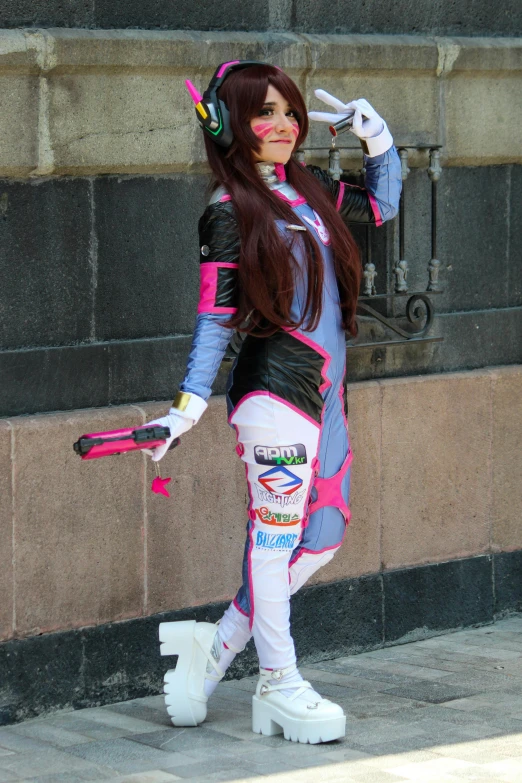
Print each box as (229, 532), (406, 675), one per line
(252, 122), (273, 139)
(290, 124), (299, 138)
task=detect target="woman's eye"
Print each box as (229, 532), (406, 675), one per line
(258, 109), (298, 118)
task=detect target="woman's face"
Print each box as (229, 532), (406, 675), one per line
(250, 85), (299, 164)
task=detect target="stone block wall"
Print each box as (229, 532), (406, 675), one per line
(1, 365), (521, 644)
(0, 0), (521, 37)
(0, 20), (521, 722)
(1, 366), (521, 722)
(0, 30), (521, 417)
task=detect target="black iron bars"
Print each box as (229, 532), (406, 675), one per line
(427, 148), (442, 291)
(395, 148), (411, 292)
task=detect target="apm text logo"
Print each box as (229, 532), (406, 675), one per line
(254, 444), (307, 466)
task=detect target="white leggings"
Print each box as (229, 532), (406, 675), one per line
(223, 390), (351, 669)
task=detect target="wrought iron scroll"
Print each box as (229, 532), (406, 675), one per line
(297, 142), (444, 349)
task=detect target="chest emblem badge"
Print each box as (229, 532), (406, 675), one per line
(302, 210), (331, 245)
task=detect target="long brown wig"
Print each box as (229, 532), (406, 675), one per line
(204, 64), (361, 337)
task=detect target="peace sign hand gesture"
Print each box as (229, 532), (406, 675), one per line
(308, 90), (385, 139)
(308, 90), (394, 156)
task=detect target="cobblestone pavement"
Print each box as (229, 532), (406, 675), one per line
(2, 615), (522, 782)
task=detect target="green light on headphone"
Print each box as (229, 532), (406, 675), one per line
(207, 117), (223, 136)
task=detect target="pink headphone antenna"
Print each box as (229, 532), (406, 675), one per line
(185, 79), (203, 105)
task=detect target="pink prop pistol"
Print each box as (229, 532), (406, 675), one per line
(73, 426), (179, 498)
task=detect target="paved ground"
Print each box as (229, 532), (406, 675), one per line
(1, 615), (522, 783)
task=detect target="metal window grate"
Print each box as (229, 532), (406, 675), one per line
(296, 144), (444, 349)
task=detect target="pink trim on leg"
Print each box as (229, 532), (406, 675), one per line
(247, 525), (255, 632)
(289, 549), (304, 569)
(231, 422), (257, 514)
(299, 455), (320, 531)
(228, 390), (269, 424)
(228, 390), (321, 430)
(288, 543), (342, 596)
(269, 393), (321, 430)
(229, 386), (327, 632)
(307, 450), (353, 523)
(231, 421), (258, 628)
(282, 328), (332, 395)
(299, 538), (346, 557)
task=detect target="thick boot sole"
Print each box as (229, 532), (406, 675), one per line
(252, 694), (346, 744)
(160, 620), (215, 727)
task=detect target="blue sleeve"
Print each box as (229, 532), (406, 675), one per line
(309, 146), (402, 225)
(362, 145), (402, 223)
(179, 313), (235, 401)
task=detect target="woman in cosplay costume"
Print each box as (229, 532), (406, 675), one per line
(144, 61), (402, 744)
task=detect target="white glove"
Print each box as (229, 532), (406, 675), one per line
(142, 410), (194, 462)
(308, 90), (393, 156)
(142, 392), (208, 462)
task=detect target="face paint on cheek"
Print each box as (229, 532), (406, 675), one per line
(252, 122), (273, 140)
(290, 124), (299, 139)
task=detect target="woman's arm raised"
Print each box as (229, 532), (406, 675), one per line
(307, 93), (402, 225)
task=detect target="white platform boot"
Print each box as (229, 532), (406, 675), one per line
(159, 620), (238, 727)
(252, 664), (346, 744)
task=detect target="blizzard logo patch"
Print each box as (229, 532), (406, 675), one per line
(254, 444), (307, 466)
(256, 531), (298, 550)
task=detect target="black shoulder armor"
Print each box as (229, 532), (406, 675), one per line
(306, 164), (375, 224)
(198, 201), (240, 265)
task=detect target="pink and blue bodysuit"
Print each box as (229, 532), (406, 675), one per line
(179, 148), (402, 669)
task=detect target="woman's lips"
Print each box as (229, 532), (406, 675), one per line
(270, 139), (292, 144)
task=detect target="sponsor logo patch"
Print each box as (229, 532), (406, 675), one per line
(254, 506), (301, 526)
(258, 466), (303, 495)
(255, 530), (298, 551)
(255, 485), (306, 507)
(254, 444), (307, 466)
